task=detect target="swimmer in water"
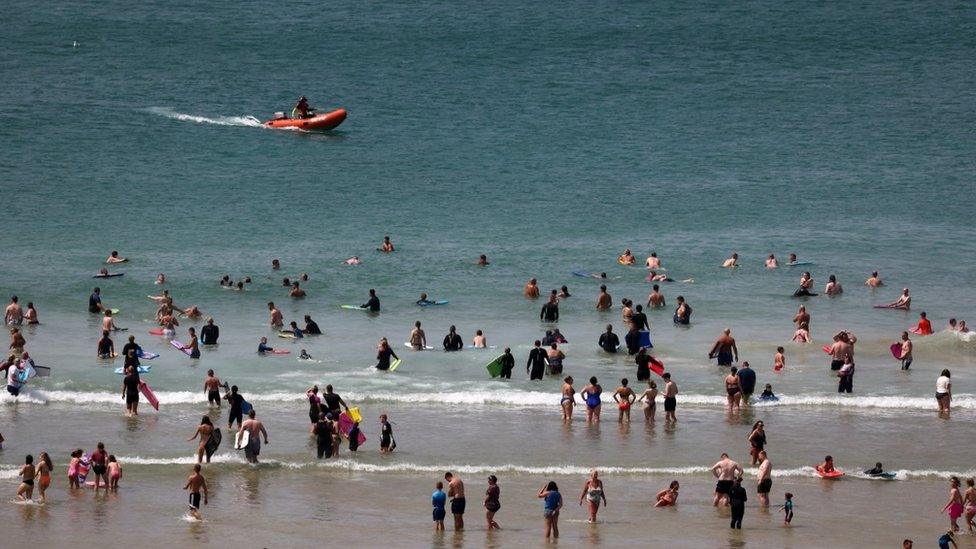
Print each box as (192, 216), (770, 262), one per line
(558, 285), (571, 298)
(580, 376), (602, 423)
(886, 288), (912, 310)
(645, 252), (661, 269)
(300, 349), (312, 360)
(343, 256), (362, 265)
(476, 254), (489, 266)
(560, 376), (575, 421)
(471, 330), (487, 348)
(655, 481), (679, 507)
(155, 273), (166, 285)
(865, 271), (884, 287)
(272, 259), (281, 270)
(646, 271), (673, 282)
(618, 249), (636, 265)
(524, 278), (540, 299)
(613, 378), (636, 422)
(793, 272), (818, 297)
(378, 236), (395, 252)
(721, 253), (739, 268)
(765, 254), (778, 268)
(290, 282), (306, 298)
(647, 284), (666, 308)
(914, 312), (933, 335)
(787, 253), (798, 265)
(774, 347), (785, 371)
(106, 250), (127, 264)
(824, 275), (843, 296)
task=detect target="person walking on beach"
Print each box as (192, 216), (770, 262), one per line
(711, 453), (743, 506)
(944, 476), (965, 532)
(184, 464), (208, 521)
(431, 481), (447, 532)
(579, 470), (607, 523)
(484, 475), (501, 530)
(539, 481), (562, 539)
(729, 477), (747, 529)
(709, 328), (738, 367)
(937, 369), (952, 416)
(239, 410), (269, 464)
(756, 450), (772, 507)
(445, 472), (466, 531)
(187, 416), (215, 463)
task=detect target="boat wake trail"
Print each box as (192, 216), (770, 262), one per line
(146, 107), (263, 128)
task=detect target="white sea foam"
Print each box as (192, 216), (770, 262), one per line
(147, 107), (263, 128)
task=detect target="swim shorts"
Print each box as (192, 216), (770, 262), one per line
(208, 390), (220, 404)
(93, 464), (106, 476)
(126, 392), (139, 405)
(451, 497), (466, 515)
(715, 480), (733, 495)
(757, 478), (772, 494)
(189, 492), (201, 509)
(433, 508), (446, 521)
(717, 352), (733, 366)
(664, 397), (676, 412)
(830, 360), (843, 371)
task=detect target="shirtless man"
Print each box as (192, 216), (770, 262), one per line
(267, 301), (283, 328)
(829, 333), (852, 371)
(756, 451), (772, 506)
(378, 235), (395, 252)
(102, 310), (123, 332)
(722, 253), (739, 268)
(662, 373), (678, 424)
(613, 378), (637, 423)
(239, 410), (269, 463)
(865, 271), (884, 287)
(793, 306), (811, 338)
(524, 278), (540, 299)
(289, 282), (306, 298)
(4, 296), (23, 325)
(886, 288), (911, 310)
(204, 370), (223, 408)
(825, 275), (843, 296)
(445, 472), (466, 531)
(765, 254), (778, 268)
(711, 453), (744, 506)
(900, 331), (913, 370)
(409, 321), (427, 350)
(647, 285), (666, 308)
(560, 376), (575, 421)
(708, 329), (738, 367)
(596, 285), (612, 310)
(645, 252), (661, 269)
(187, 416), (215, 463)
(106, 250), (127, 263)
(183, 464), (208, 520)
(618, 249), (636, 265)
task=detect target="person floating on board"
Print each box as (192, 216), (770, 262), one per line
(292, 96), (314, 119)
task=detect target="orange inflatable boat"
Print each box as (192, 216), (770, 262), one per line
(264, 108), (347, 131)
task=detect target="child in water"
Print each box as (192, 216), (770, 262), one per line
(299, 349), (312, 360)
(780, 492), (794, 524)
(68, 449), (83, 489)
(820, 455), (836, 473)
(774, 347), (785, 371)
(348, 421), (361, 452)
(108, 455), (122, 490)
(759, 384), (776, 400)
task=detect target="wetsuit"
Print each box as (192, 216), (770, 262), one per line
(499, 353), (515, 379)
(97, 337), (114, 358)
(737, 368), (756, 398)
(443, 333), (463, 351)
(635, 354), (651, 381)
(376, 347), (398, 370)
(527, 347), (547, 380)
(314, 419), (333, 459)
(729, 484), (747, 529)
(598, 332), (620, 353)
(540, 302), (559, 322)
(348, 425), (361, 451)
(201, 323), (219, 344)
(88, 293), (102, 313)
(123, 373), (140, 405)
(380, 421), (394, 450)
(322, 393), (343, 418)
(226, 393), (244, 428)
(631, 312), (649, 331)
(624, 330), (641, 355)
(304, 320), (322, 335)
(673, 304), (692, 325)
(362, 296), (380, 312)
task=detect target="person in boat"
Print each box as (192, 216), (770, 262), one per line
(292, 96), (315, 119)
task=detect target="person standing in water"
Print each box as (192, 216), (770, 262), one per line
(613, 378), (636, 423)
(204, 370), (222, 408)
(524, 278), (540, 299)
(527, 340), (547, 380)
(596, 285), (612, 310)
(662, 373), (678, 424)
(900, 331), (914, 370)
(498, 347), (515, 379)
(239, 410), (269, 464)
(361, 289), (381, 312)
(560, 376), (575, 421)
(187, 416), (215, 464)
(200, 317), (219, 344)
(647, 284), (666, 308)
(431, 481), (447, 532)
(729, 477), (748, 529)
(673, 296), (692, 325)
(598, 324), (620, 353)
(937, 369), (953, 416)
(16, 455), (35, 501)
(539, 481), (562, 539)
(375, 338), (399, 370)
(578, 470), (607, 523)
(409, 321), (427, 350)
(484, 475), (501, 530)
(380, 414), (395, 453)
(711, 452), (744, 506)
(709, 328), (738, 367)
(445, 472), (466, 531)
(183, 464), (208, 521)
(944, 476), (964, 533)
(581, 377), (603, 423)
(756, 450), (772, 507)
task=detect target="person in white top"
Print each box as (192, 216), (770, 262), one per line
(936, 369), (952, 416)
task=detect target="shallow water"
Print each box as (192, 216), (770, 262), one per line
(3, 0), (976, 546)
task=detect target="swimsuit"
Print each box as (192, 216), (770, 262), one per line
(451, 497), (466, 515)
(664, 396), (676, 412)
(757, 478), (772, 494)
(948, 501), (964, 520)
(586, 487), (603, 506)
(585, 392), (601, 409)
(715, 480), (733, 495)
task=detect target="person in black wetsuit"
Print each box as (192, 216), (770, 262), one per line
(97, 330), (114, 359)
(635, 348), (652, 381)
(631, 304), (649, 331)
(322, 385), (349, 418)
(729, 478), (747, 529)
(540, 298), (559, 322)
(380, 414), (395, 453)
(201, 317), (219, 345)
(121, 335), (141, 367)
(376, 338), (399, 370)
(348, 421), (362, 451)
(313, 413), (334, 459)
(361, 289), (380, 312)
(526, 341), (547, 380)
(88, 287), (104, 314)
(673, 296), (692, 325)
(541, 330), (555, 346)
(625, 326), (641, 355)
(223, 385), (244, 429)
(303, 315), (322, 335)
(122, 365), (140, 416)
(443, 326), (463, 351)
(499, 347), (515, 379)
(598, 324), (620, 353)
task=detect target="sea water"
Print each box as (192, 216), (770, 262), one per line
(2, 0), (976, 546)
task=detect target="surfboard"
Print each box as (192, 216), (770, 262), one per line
(115, 365), (151, 375)
(108, 309), (120, 315)
(639, 331), (653, 348)
(205, 428), (222, 460)
(868, 472), (897, 480)
(758, 394), (780, 402)
(148, 328), (165, 336)
(234, 429), (250, 450)
(277, 333), (297, 339)
(170, 340), (192, 356)
(890, 343), (903, 359)
(32, 365), (51, 377)
(873, 304), (892, 309)
(261, 349), (290, 355)
(77, 454), (92, 483)
(785, 262), (814, 267)
(138, 350), (159, 360)
(347, 407), (363, 423)
(241, 400), (253, 414)
(648, 356), (665, 377)
(417, 300), (449, 307)
(92, 273), (125, 278)
(816, 466), (844, 479)
(403, 342), (434, 350)
(338, 412), (367, 446)
(389, 358), (402, 371)
(486, 354), (505, 378)
(822, 345), (832, 354)
(139, 381), (159, 410)
(339, 305), (366, 310)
